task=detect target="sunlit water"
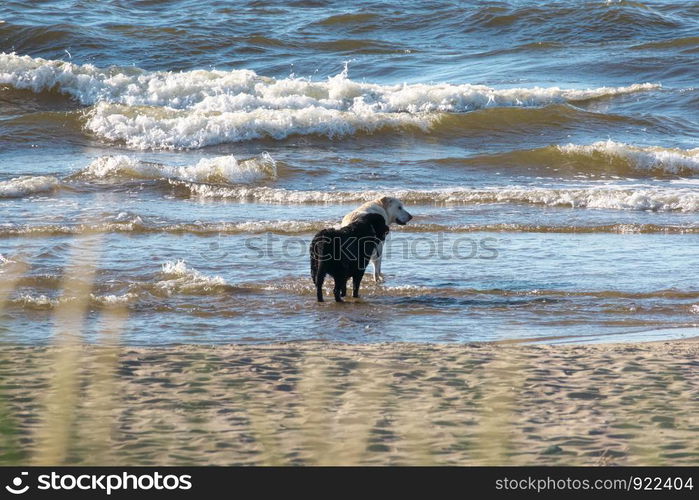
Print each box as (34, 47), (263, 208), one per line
(1, 0), (698, 344)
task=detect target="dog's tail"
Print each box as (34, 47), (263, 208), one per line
(310, 239), (318, 284)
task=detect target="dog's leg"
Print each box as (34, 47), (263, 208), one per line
(352, 272), (364, 298)
(341, 280), (347, 297)
(315, 267), (326, 302)
(371, 242), (384, 283)
(333, 277), (345, 302)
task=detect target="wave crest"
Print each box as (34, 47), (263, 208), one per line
(1, 53), (660, 110)
(84, 102), (432, 149)
(176, 183), (699, 212)
(0, 53), (661, 149)
(0, 175), (60, 198)
(1, 220), (696, 238)
(80, 153), (276, 183)
(557, 140), (699, 175)
(156, 260), (229, 296)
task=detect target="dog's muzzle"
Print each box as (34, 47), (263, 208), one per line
(396, 214), (413, 225)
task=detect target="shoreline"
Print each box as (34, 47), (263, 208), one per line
(0, 339), (697, 465)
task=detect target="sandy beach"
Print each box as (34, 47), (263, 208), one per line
(1, 339), (696, 466)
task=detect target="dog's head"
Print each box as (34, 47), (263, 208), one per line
(361, 213), (390, 240)
(379, 196), (412, 225)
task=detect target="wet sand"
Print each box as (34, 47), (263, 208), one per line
(0, 340), (697, 465)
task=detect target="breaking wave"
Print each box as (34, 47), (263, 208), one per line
(78, 153), (276, 184)
(155, 260), (229, 296)
(6, 260), (231, 310)
(448, 140), (699, 178)
(0, 53), (662, 148)
(0, 175), (60, 198)
(556, 140), (699, 176)
(0, 153), (275, 199)
(174, 183), (699, 212)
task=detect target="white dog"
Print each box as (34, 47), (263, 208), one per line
(341, 196), (412, 282)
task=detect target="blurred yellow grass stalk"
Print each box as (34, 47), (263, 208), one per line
(624, 356), (695, 466)
(0, 258), (29, 463)
(472, 345), (525, 465)
(31, 232), (103, 465)
(323, 357), (394, 464)
(76, 305), (128, 464)
(296, 353), (389, 465)
(244, 346), (522, 465)
(0, 259), (28, 313)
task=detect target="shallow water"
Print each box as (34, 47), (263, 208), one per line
(1, 0), (698, 344)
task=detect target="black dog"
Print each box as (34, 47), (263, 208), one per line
(310, 213), (389, 302)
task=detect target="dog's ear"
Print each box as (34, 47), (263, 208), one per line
(378, 196), (392, 210)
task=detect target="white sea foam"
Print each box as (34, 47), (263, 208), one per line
(84, 102), (433, 149)
(0, 175), (59, 198)
(179, 220), (330, 234)
(0, 219), (337, 237)
(558, 140), (699, 175)
(0, 52), (265, 107)
(91, 293), (137, 306)
(10, 292), (137, 308)
(157, 260), (228, 296)
(14, 293), (64, 309)
(81, 153), (276, 183)
(179, 183), (699, 212)
(0, 53), (660, 110)
(0, 53), (662, 148)
(0, 154), (274, 201)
